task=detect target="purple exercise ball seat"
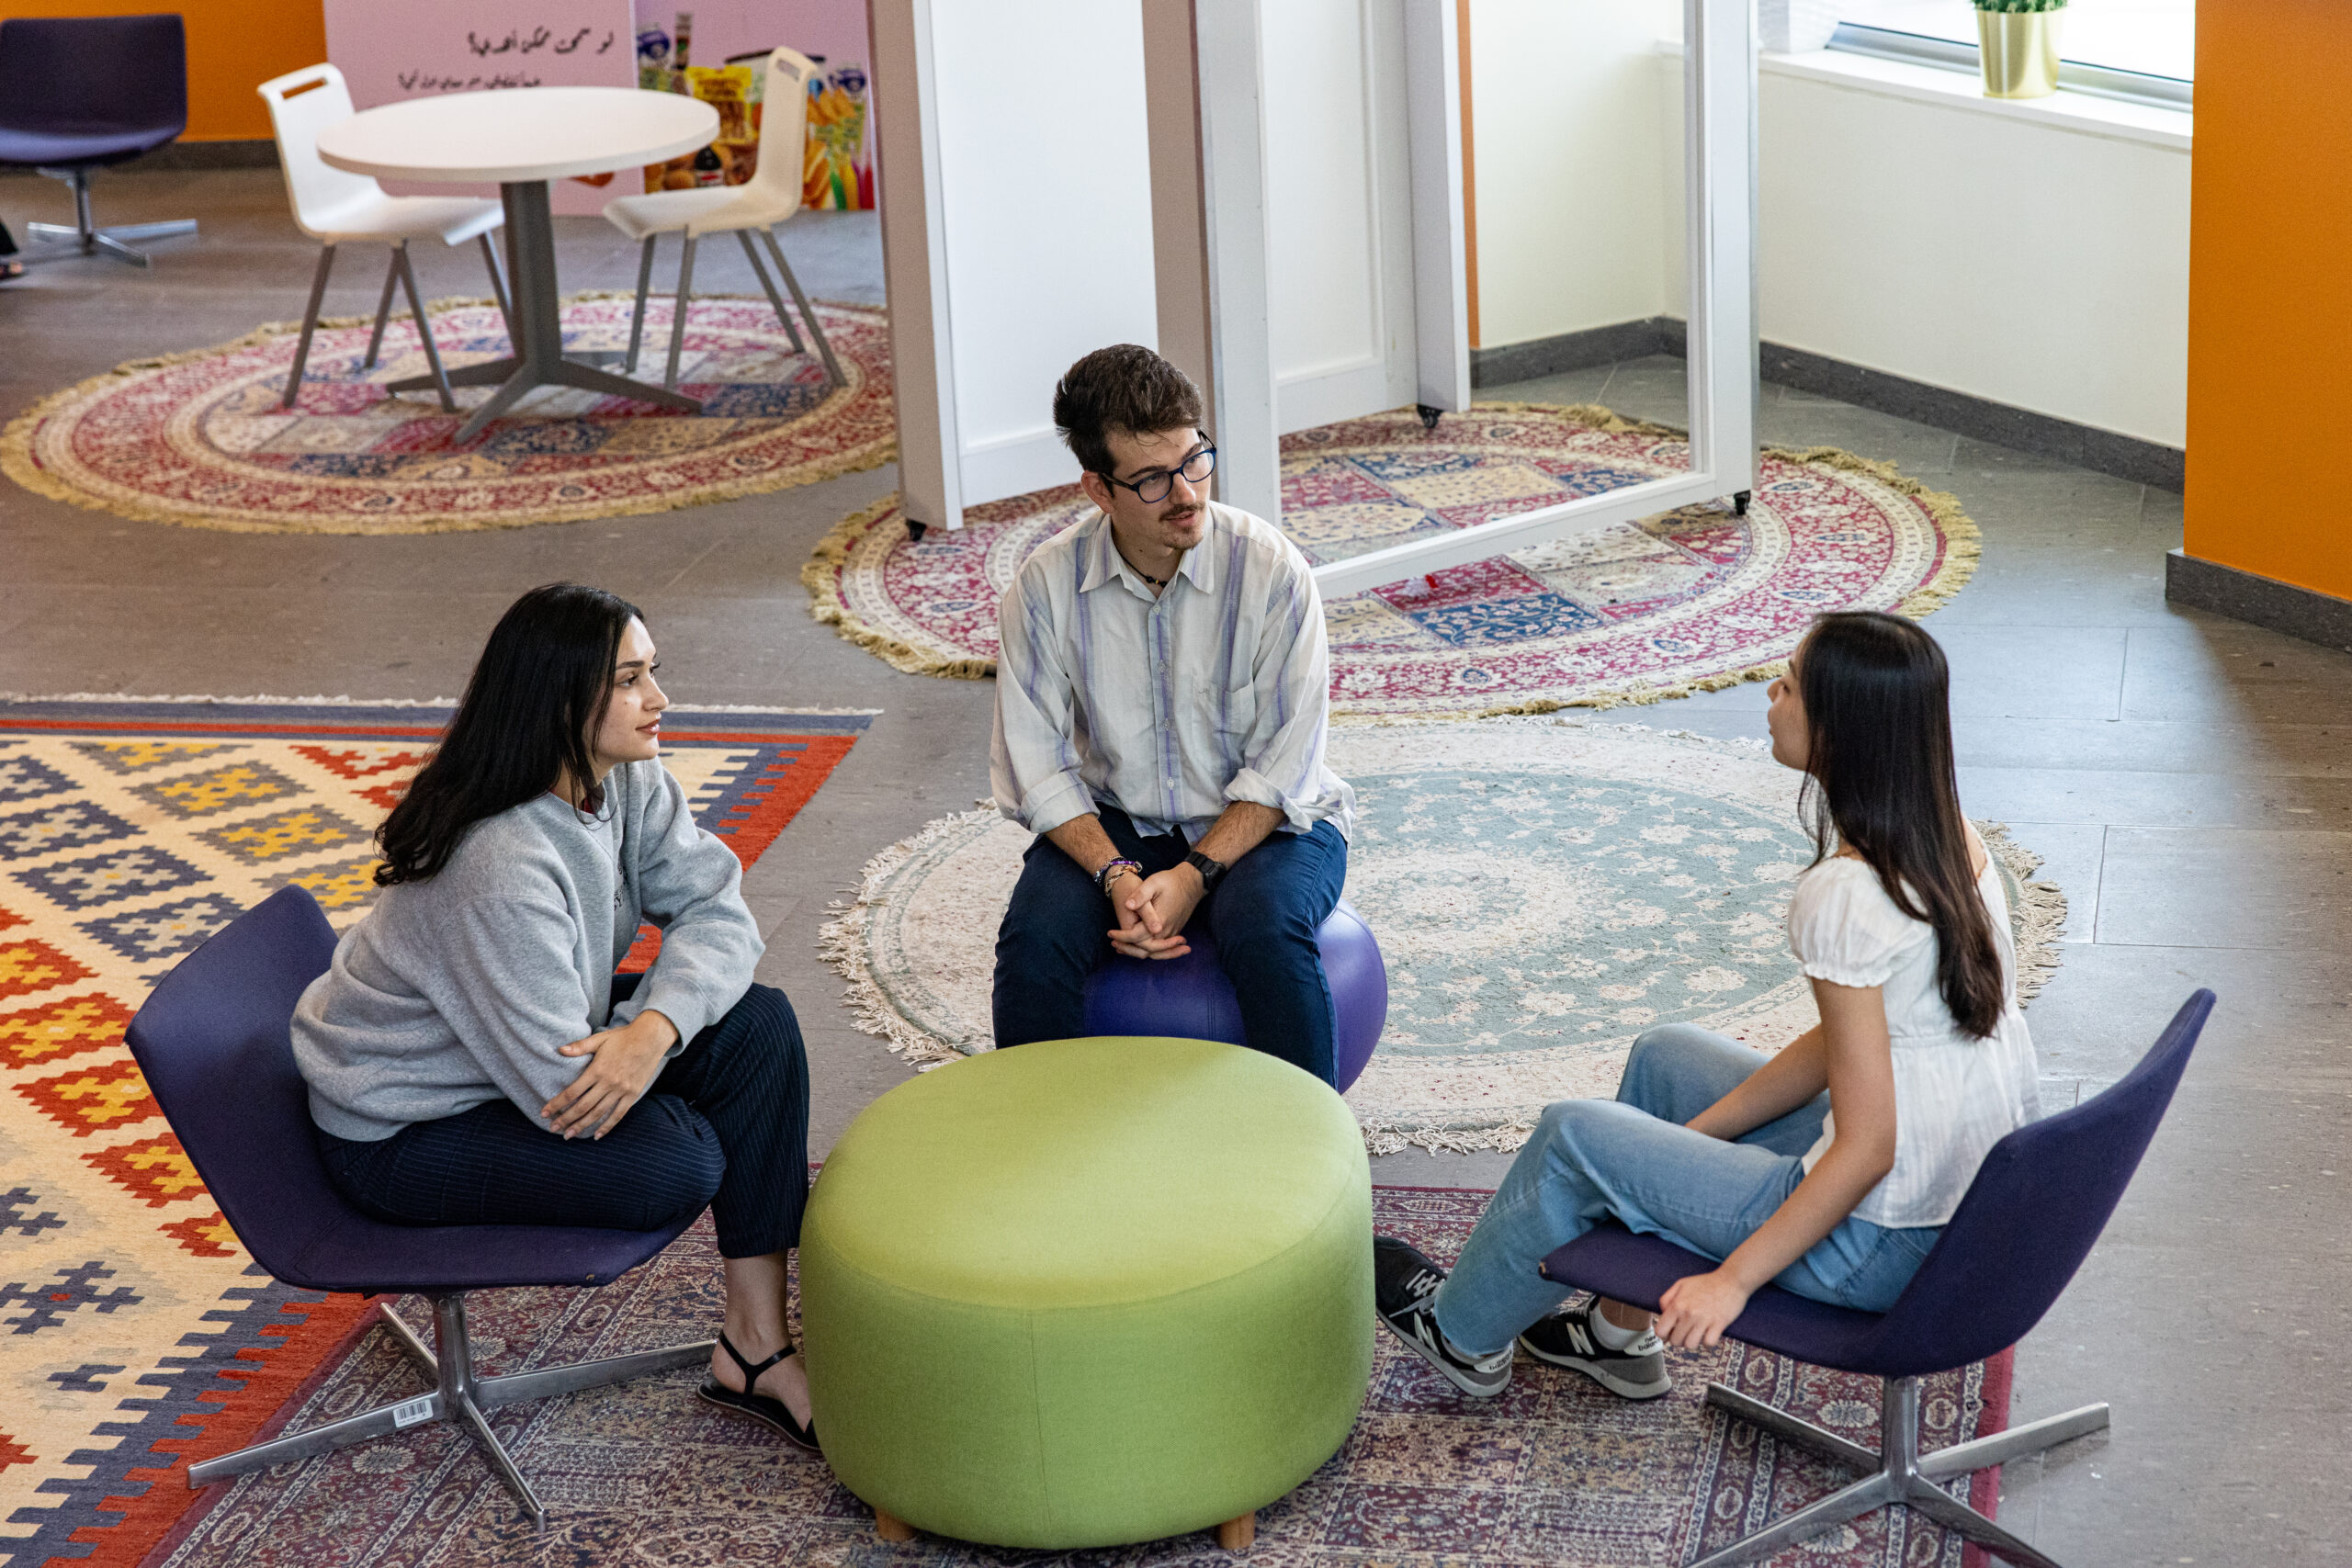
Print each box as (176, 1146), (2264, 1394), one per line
(1080, 897), (1387, 1092)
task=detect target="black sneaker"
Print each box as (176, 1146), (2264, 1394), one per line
(1373, 1236), (1512, 1397)
(1519, 1296), (1673, 1400)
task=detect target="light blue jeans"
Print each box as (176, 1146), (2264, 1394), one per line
(1430, 1024), (1941, 1356)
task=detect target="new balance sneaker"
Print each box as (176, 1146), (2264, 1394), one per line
(1518, 1296), (1673, 1400)
(1373, 1236), (1513, 1397)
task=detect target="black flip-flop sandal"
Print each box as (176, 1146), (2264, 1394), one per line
(696, 1330), (820, 1451)
(0, 261), (23, 282)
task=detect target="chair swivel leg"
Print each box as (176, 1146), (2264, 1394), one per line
(736, 230), (806, 355)
(663, 233), (699, 391)
(759, 227), (844, 391)
(430, 1294), (546, 1530)
(477, 233), (515, 347)
(282, 243), (339, 408)
(187, 1289), (713, 1534)
(627, 235), (657, 374)
(363, 249), (401, 368)
(1692, 1374), (2094, 1568)
(390, 240), (458, 412)
(25, 167), (194, 265)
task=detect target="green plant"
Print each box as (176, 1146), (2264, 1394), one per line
(1973, 0), (2065, 11)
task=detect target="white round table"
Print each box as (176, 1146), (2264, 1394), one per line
(317, 87), (720, 439)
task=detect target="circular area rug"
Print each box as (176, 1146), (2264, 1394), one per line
(820, 720), (2064, 1153)
(2, 295), (894, 534)
(805, 403), (1977, 716)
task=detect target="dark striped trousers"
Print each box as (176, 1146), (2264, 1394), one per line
(316, 978), (810, 1258)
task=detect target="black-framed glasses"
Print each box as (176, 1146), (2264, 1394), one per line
(1103, 444), (1216, 505)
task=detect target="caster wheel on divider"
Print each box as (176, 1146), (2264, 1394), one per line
(1732, 490), (1750, 517)
(906, 520), (928, 542)
(1417, 403), (1441, 430)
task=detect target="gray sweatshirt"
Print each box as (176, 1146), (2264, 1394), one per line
(292, 758), (763, 1141)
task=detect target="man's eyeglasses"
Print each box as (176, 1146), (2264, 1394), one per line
(1102, 445), (1216, 506)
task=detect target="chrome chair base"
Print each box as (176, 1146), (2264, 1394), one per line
(187, 1293), (712, 1530)
(1692, 1374), (2109, 1568)
(20, 167), (195, 266)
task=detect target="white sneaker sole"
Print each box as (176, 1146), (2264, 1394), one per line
(1378, 1310), (1512, 1398)
(1518, 1340), (1674, 1400)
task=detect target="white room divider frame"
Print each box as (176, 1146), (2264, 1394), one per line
(1303, 0), (1758, 600)
(870, 0), (1162, 536)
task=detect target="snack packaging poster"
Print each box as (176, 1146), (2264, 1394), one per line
(323, 0), (638, 215)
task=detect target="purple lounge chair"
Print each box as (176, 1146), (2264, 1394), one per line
(1539, 988), (2214, 1568)
(0, 14), (196, 265)
(125, 886), (714, 1529)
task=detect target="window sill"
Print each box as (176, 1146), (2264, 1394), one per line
(1757, 47), (2191, 150)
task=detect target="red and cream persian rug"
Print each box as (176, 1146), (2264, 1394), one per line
(0, 698), (865, 1568)
(1, 298), (892, 536)
(805, 404), (1979, 717)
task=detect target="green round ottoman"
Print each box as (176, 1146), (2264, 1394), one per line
(799, 1035), (1374, 1550)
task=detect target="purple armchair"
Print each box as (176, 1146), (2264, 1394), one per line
(0, 14), (197, 265)
(1540, 989), (2213, 1568)
(125, 886), (714, 1530)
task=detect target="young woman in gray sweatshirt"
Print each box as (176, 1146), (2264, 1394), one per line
(292, 583), (820, 1450)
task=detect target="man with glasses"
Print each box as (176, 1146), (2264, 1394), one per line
(989, 344), (1357, 1085)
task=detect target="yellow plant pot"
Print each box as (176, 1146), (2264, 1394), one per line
(1977, 9), (2064, 98)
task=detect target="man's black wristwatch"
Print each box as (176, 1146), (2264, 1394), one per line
(1183, 849), (1229, 892)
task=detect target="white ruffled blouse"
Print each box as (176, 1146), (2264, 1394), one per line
(1788, 852), (2041, 1228)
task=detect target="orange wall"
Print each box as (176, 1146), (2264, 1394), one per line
(0, 0), (325, 141)
(2184, 0), (2352, 602)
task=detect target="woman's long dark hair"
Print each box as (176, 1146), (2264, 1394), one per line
(375, 583), (645, 886)
(1794, 611), (2005, 1038)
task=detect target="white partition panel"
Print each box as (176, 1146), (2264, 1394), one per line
(874, 0), (1160, 529)
(1404, 0), (1471, 415)
(1304, 0), (1757, 599)
(1261, 0), (1418, 434)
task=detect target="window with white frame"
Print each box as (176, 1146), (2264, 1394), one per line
(1835, 0), (2193, 99)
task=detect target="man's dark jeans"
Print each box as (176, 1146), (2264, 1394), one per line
(990, 804), (1349, 1084)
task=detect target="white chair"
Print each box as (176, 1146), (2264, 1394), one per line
(601, 47), (845, 394)
(257, 63), (513, 413)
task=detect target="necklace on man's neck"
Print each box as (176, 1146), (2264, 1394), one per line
(1114, 539), (1179, 588)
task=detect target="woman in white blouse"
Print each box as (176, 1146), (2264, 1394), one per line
(1374, 611), (2041, 1402)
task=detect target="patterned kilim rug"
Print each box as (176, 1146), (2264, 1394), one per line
(0, 297), (893, 536)
(820, 720), (2066, 1153)
(145, 1187), (2012, 1568)
(802, 404), (1978, 716)
(0, 698), (869, 1568)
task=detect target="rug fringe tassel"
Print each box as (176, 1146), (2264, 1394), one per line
(802, 495), (1003, 679)
(816, 805), (1005, 1067)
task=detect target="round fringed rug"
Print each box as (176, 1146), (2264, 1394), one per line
(805, 403), (1978, 716)
(820, 719), (2064, 1153)
(1, 295), (893, 535)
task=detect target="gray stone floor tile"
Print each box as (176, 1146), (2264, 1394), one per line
(2010, 939), (2350, 1088)
(2121, 618), (2352, 726)
(1479, 367), (1612, 408)
(1947, 715), (2352, 779)
(2094, 827), (2352, 948)
(1760, 408), (1962, 477)
(1995, 820), (2105, 942)
(1935, 626), (2128, 720)
(1368, 1145), (1519, 1190)
(1592, 355), (1691, 427)
(1957, 765), (2352, 831)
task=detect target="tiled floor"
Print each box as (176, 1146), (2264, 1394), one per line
(6, 167), (2349, 1564)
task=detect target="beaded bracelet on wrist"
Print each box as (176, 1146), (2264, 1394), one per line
(1095, 858), (1144, 897)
